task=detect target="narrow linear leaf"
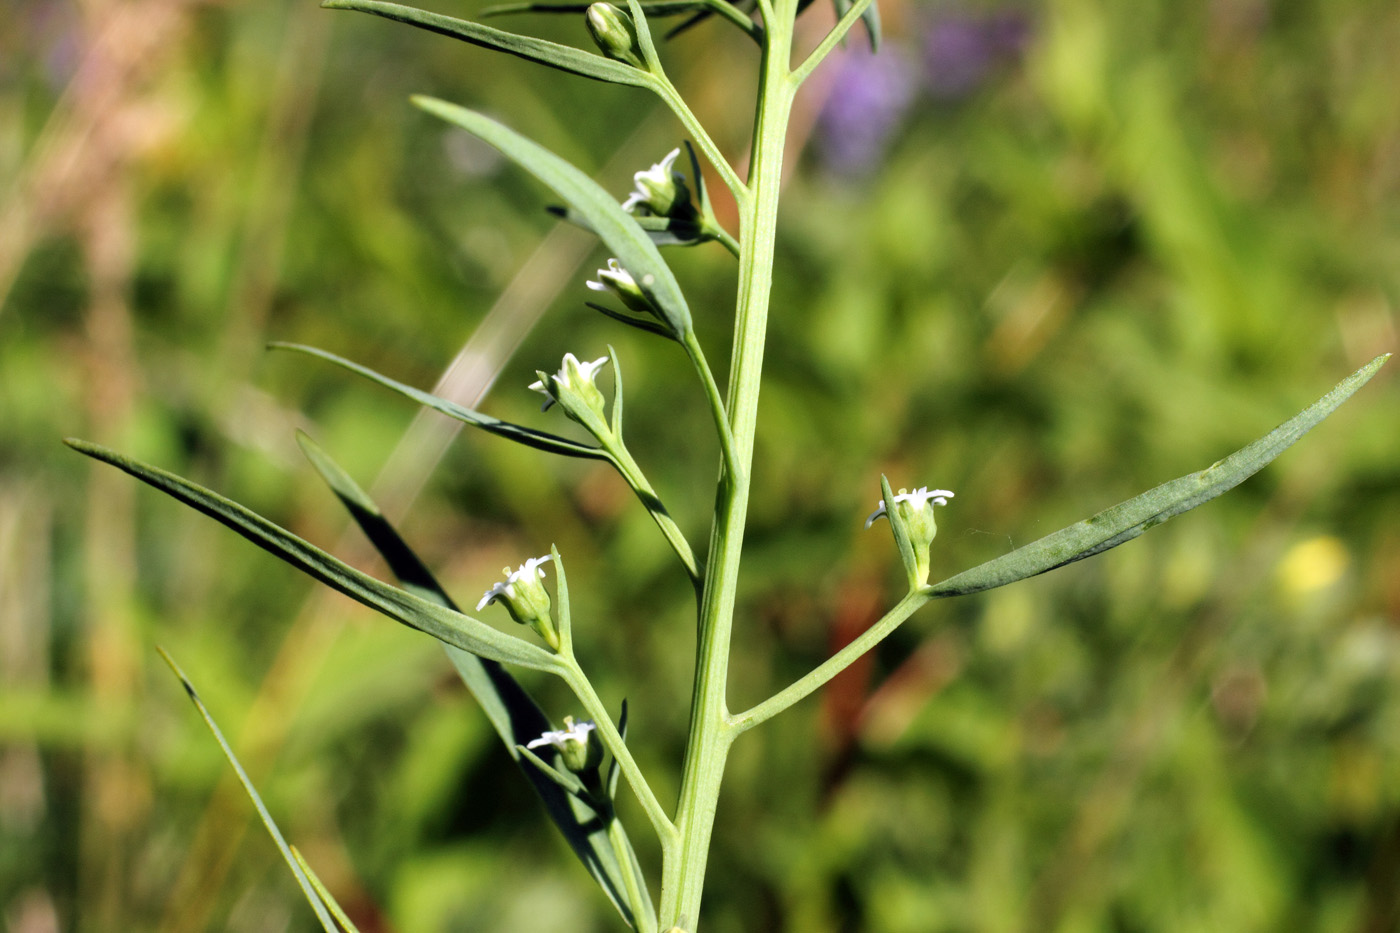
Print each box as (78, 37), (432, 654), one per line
(412, 97), (695, 338)
(625, 0), (661, 71)
(608, 0), (759, 42)
(484, 0), (728, 18)
(606, 699), (629, 801)
(585, 301), (675, 339)
(517, 744), (591, 796)
(294, 434), (645, 926)
(322, 0), (649, 87)
(67, 439), (558, 671)
(551, 543), (574, 649)
(608, 343), (625, 437)
(548, 204), (708, 247)
(684, 139), (715, 228)
(270, 343), (607, 460)
(878, 474), (917, 587)
(928, 354), (1390, 598)
(157, 648), (342, 933)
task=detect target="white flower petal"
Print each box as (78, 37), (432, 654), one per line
(865, 486), (954, 528)
(526, 718), (596, 749)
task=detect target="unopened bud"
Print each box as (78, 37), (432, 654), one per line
(586, 3), (645, 69)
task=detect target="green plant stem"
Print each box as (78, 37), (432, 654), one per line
(681, 329), (740, 482)
(752, 0), (774, 31)
(609, 443), (703, 586)
(608, 815), (657, 933)
(647, 76), (749, 206)
(709, 224), (741, 258)
(561, 661), (678, 843)
(732, 589), (926, 732)
(789, 0), (876, 86)
(658, 3), (797, 925)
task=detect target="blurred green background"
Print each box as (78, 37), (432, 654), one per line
(2, 0), (1398, 930)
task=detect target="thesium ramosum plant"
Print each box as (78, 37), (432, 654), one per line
(66, 0), (1388, 929)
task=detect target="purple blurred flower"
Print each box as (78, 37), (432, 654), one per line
(816, 45), (919, 177)
(924, 8), (1031, 99)
(814, 5), (1033, 177)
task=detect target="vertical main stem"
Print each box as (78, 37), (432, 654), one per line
(658, 6), (797, 929)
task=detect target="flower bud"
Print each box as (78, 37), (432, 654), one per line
(587, 258), (666, 321)
(477, 555), (560, 650)
(586, 2), (645, 69)
(866, 485), (954, 586)
(622, 148), (694, 219)
(527, 716), (604, 773)
(529, 353), (611, 438)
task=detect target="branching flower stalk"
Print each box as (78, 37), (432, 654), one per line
(62, 0), (1388, 929)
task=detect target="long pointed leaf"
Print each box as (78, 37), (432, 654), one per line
(66, 440), (559, 672)
(157, 648), (344, 933)
(322, 0), (649, 87)
(928, 354), (1389, 598)
(294, 433), (648, 927)
(269, 343), (607, 460)
(412, 97), (695, 338)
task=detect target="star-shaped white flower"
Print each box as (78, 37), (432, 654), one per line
(528, 353), (609, 411)
(865, 487), (954, 528)
(621, 147), (685, 215)
(526, 716), (596, 751)
(476, 555), (553, 612)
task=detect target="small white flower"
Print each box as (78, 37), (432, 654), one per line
(865, 487), (954, 528)
(477, 554), (560, 648)
(476, 554), (552, 612)
(528, 352), (609, 412)
(621, 148), (686, 216)
(526, 716), (597, 751)
(587, 258), (639, 295)
(586, 258), (668, 326)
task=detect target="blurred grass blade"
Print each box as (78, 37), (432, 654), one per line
(413, 97), (695, 339)
(66, 440), (559, 672)
(157, 648), (344, 933)
(929, 354), (1389, 598)
(290, 848), (362, 933)
(321, 0), (650, 87)
(295, 433), (648, 927)
(270, 343), (608, 460)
